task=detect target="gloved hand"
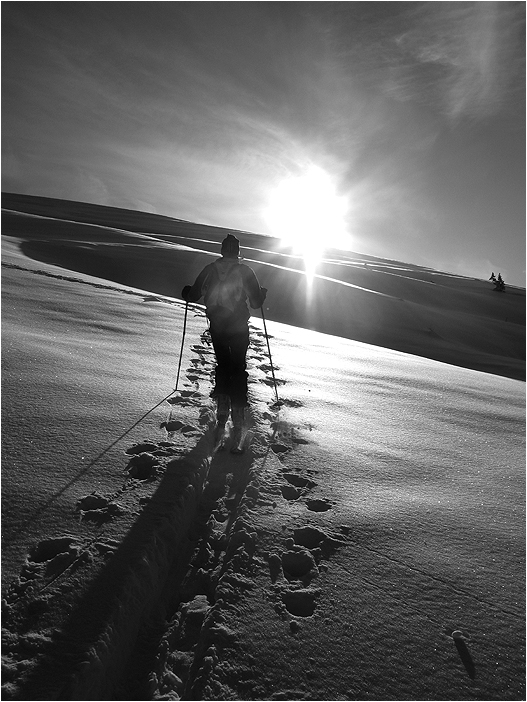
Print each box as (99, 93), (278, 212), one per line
(181, 285), (192, 301)
(260, 287), (268, 303)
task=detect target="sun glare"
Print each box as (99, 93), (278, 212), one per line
(264, 165), (349, 278)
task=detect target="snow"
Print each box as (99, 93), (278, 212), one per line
(1, 196), (525, 701)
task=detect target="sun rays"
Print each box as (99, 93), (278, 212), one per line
(263, 165), (350, 282)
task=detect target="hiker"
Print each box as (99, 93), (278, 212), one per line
(181, 233), (267, 448)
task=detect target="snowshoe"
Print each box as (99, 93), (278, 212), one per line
(230, 406), (246, 454)
(216, 394), (230, 423)
(213, 421), (227, 452)
(213, 394), (230, 452)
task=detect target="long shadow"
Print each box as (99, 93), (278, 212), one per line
(117, 441), (262, 700)
(454, 637), (476, 680)
(15, 389), (178, 534)
(11, 429), (216, 701)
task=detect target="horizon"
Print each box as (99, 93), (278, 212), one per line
(4, 190), (526, 290)
(2, 2), (525, 286)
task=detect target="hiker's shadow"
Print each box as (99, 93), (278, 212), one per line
(12, 430), (221, 700)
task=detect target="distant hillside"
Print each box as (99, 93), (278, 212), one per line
(2, 193), (525, 380)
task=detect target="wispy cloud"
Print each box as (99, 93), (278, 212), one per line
(2, 2), (524, 284)
(390, 2), (525, 121)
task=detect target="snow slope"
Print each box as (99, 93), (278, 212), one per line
(2, 193), (525, 381)
(1, 199), (525, 701)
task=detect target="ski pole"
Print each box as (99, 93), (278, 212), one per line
(174, 301), (189, 391)
(260, 305), (280, 405)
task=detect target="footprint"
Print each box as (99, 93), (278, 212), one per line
(163, 420), (199, 437)
(188, 367), (209, 376)
(198, 410), (215, 426)
(79, 504), (124, 524)
(153, 446), (182, 457)
(125, 441), (160, 455)
(283, 474), (316, 490)
(271, 420), (292, 440)
(93, 539), (120, 557)
(126, 452), (160, 479)
(282, 588), (321, 617)
(76, 493), (125, 522)
(292, 526), (328, 549)
(280, 485), (300, 501)
(29, 537), (79, 563)
(27, 537), (83, 581)
(190, 358), (207, 367)
(3, 537), (83, 603)
(279, 399), (304, 408)
(164, 419), (185, 431)
(166, 397), (194, 407)
(76, 493), (109, 511)
(191, 345), (214, 355)
(305, 499), (332, 512)
(272, 443), (291, 455)
(180, 424), (200, 436)
(281, 548), (317, 579)
(262, 377), (287, 387)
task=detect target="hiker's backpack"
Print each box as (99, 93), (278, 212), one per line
(203, 261), (246, 315)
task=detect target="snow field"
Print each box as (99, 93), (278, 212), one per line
(2, 215), (525, 700)
(2, 260), (307, 698)
(206, 329), (524, 700)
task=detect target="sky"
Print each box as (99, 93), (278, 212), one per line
(2, 2), (525, 285)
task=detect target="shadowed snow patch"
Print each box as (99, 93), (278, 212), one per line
(305, 498), (332, 512)
(282, 588), (321, 617)
(29, 537), (79, 563)
(280, 485), (300, 500)
(293, 526), (328, 548)
(281, 548), (317, 578)
(284, 473), (316, 489)
(125, 452), (160, 479)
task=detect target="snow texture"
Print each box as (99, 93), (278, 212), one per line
(1, 196), (525, 701)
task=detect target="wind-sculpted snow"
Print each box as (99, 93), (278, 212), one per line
(1, 196), (525, 700)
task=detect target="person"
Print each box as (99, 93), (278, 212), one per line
(181, 233), (267, 450)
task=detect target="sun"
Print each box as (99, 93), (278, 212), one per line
(263, 165), (349, 277)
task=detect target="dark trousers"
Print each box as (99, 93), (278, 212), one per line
(210, 327), (249, 407)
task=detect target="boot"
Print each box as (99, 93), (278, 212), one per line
(213, 394), (230, 450)
(216, 394), (230, 424)
(231, 406), (245, 454)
